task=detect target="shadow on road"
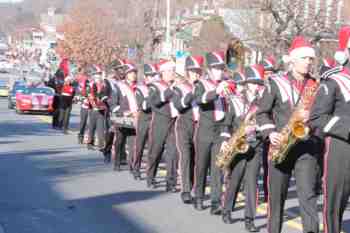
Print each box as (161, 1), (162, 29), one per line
(0, 140), (22, 145)
(0, 146), (162, 233)
(67, 190), (164, 233)
(343, 219), (350, 232)
(0, 149), (71, 158)
(0, 121), (56, 139)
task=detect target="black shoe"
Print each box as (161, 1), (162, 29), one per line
(87, 144), (94, 150)
(147, 179), (156, 189)
(181, 192), (193, 204)
(210, 204), (222, 215)
(128, 165), (134, 174)
(133, 170), (141, 180)
(222, 211), (236, 224)
(103, 153), (111, 164)
(245, 218), (259, 232)
(193, 198), (204, 211)
(171, 186), (177, 193)
(113, 164), (121, 172)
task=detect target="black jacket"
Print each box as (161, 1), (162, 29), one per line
(309, 69), (350, 142)
(193, 80), (225, 142)
(148, 82), (173, 119)
(256, 72), (315, 139)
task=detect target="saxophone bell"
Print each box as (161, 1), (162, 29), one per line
(291, 121), (309, 139)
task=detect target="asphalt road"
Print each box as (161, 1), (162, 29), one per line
(0, 97), (349, 233)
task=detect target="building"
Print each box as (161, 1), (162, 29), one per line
(344, 0), (350, 24)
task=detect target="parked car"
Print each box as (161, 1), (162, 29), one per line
(15, 86), (55, 114)
(0, 80), (9, 97)
(8, 80), (26, 109)
(0, 59), (13, 73)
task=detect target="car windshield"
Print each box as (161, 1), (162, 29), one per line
(14, 85), (26, 91)
(22, 88), (54, 96)
(0, 81), (7, 88)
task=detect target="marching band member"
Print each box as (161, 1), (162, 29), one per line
(192, 51), (226, 214)
(59, 75), (76, 134)
(172, 55), (203, 204)
(101, 58), (126, 163)
(319, 58), (336, 76)
(77, 68), (92, 144)
(256, 36), (322, 233)
(132, 63), (159, 180)
(259, 56), (278, 203)
(219, 66), (265, 232)
(147, 59), (178, 192)
(51, 69), (65, 129)
(310, 26), (350, 233)
(110, 61), (138, 171)
(87, 66), (109, 151)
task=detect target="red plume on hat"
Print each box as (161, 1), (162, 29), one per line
(334, 26), (350, 65)
(185, 55), (204, 70)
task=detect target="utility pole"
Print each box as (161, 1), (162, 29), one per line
(165, 0), (172, 58)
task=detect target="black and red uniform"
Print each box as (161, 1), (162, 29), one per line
(147, 80), (178, 191)
(110, 80), (138, 171)
(87, 78), (108, 149)
(220, 66), (265, 231)
(193, 78), (225, 212)
(59, 81), (75, 133)
(256, 72), (322, 233)
(310, 66), (350, 233)
(172, 80), (198, 203)
(132, 82), (152, 179)
(78, 75), (91, 143)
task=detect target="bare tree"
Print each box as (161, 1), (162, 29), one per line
(222, 0), (341, 59)
(57, 0), (120, 68)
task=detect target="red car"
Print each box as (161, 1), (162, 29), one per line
(16, 86), (55, 114)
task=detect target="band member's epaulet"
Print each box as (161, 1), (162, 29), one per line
(320, 66), (343, 80)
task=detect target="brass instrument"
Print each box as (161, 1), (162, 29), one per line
(269, 79), (320, 165)
(216, 105), (257, 170)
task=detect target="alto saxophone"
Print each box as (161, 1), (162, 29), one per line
(216, 106), (256, 170)
(269, 79), (320, 165)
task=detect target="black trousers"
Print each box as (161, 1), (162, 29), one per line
(113, 126), (136, 168)
(78, 107), (90, 138)
(88, 110), (106, 149)
(193, 130), (222, 204)
(147, 114), (176, 185)
(267, 139), (321, 233)
(175, 117), (195, 193)
(262, 140), (270, 202)
(52, 95), (61, 128)
(323, 137), (350, 233)
(132, 112), (151, 173)
(59, 105), (72, 131)
(222, 145), (262, 220)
